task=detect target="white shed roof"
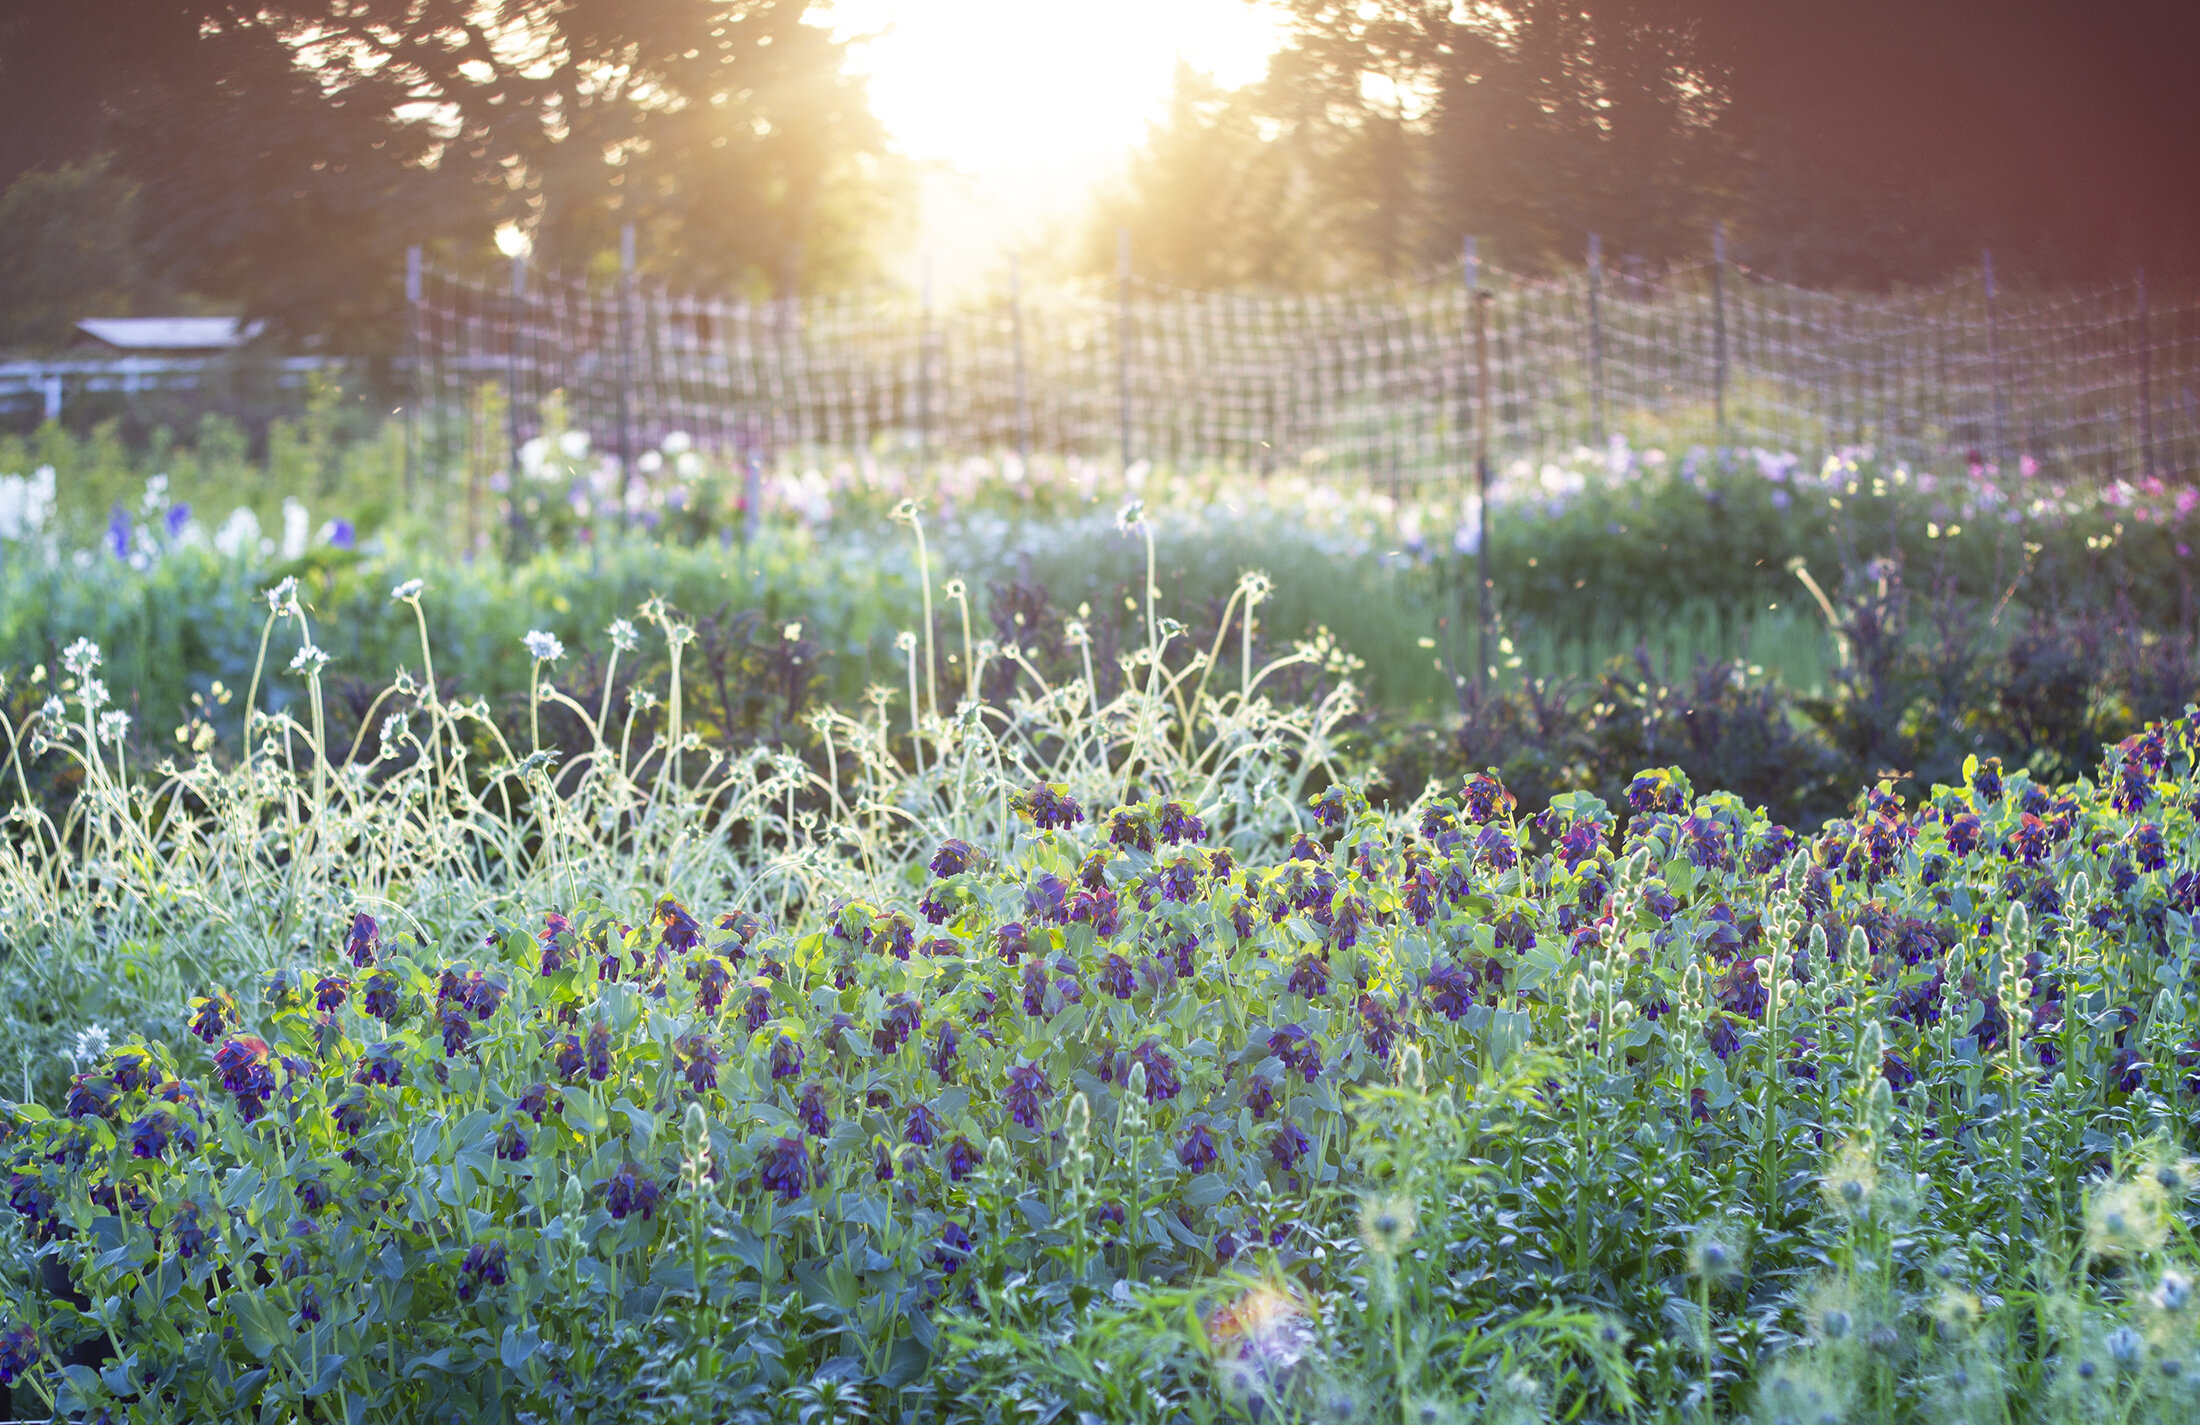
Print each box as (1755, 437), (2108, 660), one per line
(74, 317), (263, 350)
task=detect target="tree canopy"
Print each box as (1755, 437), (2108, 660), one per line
(0, 1), (903, 350)
(1096, 0), (2200, 288)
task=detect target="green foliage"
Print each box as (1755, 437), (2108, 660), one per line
(3, 504), (2200, 1419)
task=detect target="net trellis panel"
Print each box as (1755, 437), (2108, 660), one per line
(411, 260), (2200, 486)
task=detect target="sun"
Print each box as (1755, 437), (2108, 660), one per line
(823, 0), (1286, 281)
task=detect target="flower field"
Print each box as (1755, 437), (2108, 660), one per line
(1, 455), (2199, 1421)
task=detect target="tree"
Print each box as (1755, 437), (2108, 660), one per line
(0, 1), (903, 346)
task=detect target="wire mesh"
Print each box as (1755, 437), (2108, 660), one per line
(410, 258), (2200, 487)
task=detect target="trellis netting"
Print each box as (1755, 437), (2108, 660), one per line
(409, 255), (2199, 488)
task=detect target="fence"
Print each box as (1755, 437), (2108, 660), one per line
(409, 236), (2200, 489)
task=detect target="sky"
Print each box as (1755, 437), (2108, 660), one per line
(823, 0), (1288, 294)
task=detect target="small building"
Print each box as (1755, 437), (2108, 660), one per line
(72, 317), (264, 354)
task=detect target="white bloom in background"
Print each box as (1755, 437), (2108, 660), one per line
(523, 630), (566, 663)
(214, 507), (261, 559)
(63, 637), (101, 676)
(97, 710), (131, 746)
(1453, 495), (1483, 554)
(70, 1024), (112, 1067)
(558, 429), (591, 460)
(0, 465), (57, 542)
(782, 621), (803, 641)
(636, 450), (664, 474)
(674, 450), (703, 479)
(281, 498), (309, 559)
(661, 431), (693, 456)
(607, 618), (639, 652)
(290, 644), (331, 675)
(140, 472), (170, 514)
(520, 436), (554, 480)
(391, 578), (426, 601)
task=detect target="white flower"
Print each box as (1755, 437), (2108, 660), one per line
(523, 630), (566, 663)
(558, 429), (591, 460)
(214, 507), (261, 559)
(265, 576), (300, 615)
(290, 644), (331, 675)
(1115, 499), (1146, 533)
(69, 1024), (112, 1067)
(607, 619), (639, 653)
(636, 450), (664, 474)
(97, 710), (131, 746)
(38, 696), (65, 725)
(80, 678), (109, 710)
(782, 621), (803, 642)
(661, 431), (693, 456)
(62, 637), (101, 676)
(390, 578), (426, 601)
(280, 498), (309, 559)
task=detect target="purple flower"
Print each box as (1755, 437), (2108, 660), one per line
(677, 1032), (723, 1093)
(1270, 1121), (1311, 1169)
(2131, 823), (2169, 874)
(1556, 821), (1604, 871)
(1024, 873), (1069, 924)
(799, 1083), (832, 1137)
(930, 838), (981, 878)
(332, 1091), (370, 1137)
(1161, 859), (1201, 903)
(1358, 995), (1402, 1061)
(438, 1006), (472, 1057)
(458, 1241), (508, 1301)
(1107, 806), (1157, 853)
(1176, 1124), (1218, 1173)
(771, 1035), (804, 1081)
(345, 912), (381, 967)
(1424, 962), (1478, 1020)
(1969, 756), (2003, 803)
(586, 1021), (613, 1081)
(1005, 1064), (1052, 1130)
(655, 897), (705, 954)
(66, 1074), (118, 1121)
(945, 1135), (980, 1182)
(1267, 1025), (1322, 1083)
(1021, 960), (1050, 1018)
(128, 1108), (195, 1159)
(696, 956), (733, 1015)
(929, 1021), (960, 1079)
(1474, 824), (1518, 871)
(602, 1164), (663, 1219)
(1287, 955), (1330, 999)
(1, 1327), (42, 1387)
(313, 974), (351, 1013)
(1244, 1076), (1275, 1118)
(995, 921), (1029, 964)
(1625, 769), (1685, 816)
(1101, 953), (1137, 1000)
(743, 986), (773, 1032)
(874, 994), (923, 1053)
(935, 1220), (974, 1273)
(1066, 885), (1121, 938)
(1157, 800), (1207, 844)
(1130, 1041), (1181, 1102)
(106, 502), (131, 559)
(296, 1178), (335, 1213)
(214, 1037), (277, 1100)
(1012, 782), (1085, 832)
(188, 991), (236, 1043)
(354, 1042), (403, 1086)
(361, 971), (403, 1022)
(906, 1102), (941, 1147)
